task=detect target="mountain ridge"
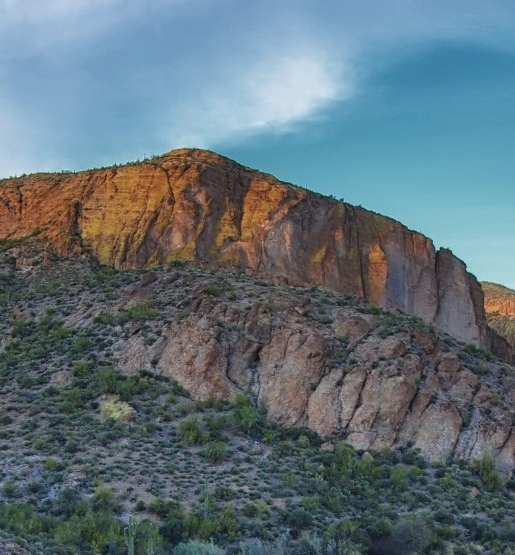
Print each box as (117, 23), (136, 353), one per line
(1, 148), (510, 361)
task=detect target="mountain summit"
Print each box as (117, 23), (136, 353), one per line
(0, 148), (509, 358)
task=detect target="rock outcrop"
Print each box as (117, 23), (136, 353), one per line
(0, 149), (493, 348)
(482, 282), (515, 354)
(483, 282), (515, 316)
(105, 266), (515, 472)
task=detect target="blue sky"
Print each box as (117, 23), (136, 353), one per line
(2, 1), (515, 287)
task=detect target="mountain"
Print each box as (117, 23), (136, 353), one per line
(3, 151), (515, 554)
(0, 148), (508, 360)
(483, 281), (515, 349)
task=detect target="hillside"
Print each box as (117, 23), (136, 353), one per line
(482, 282), (515, 350)
(0, 148), (502, 355)
(2, 242), (515, 554)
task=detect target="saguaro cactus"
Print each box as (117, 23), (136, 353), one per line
(146, 521), (155, 555)
(124, 515), (136, 555)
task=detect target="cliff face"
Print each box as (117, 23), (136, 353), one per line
(0, 148), (489, 345)
(482, 282), (515, 352)
(483, 282), (515, 317)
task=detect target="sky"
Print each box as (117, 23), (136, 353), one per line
(1, 0), (515, 287)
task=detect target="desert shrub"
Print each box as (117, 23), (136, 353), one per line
(204, 284), (221, 297)
(43, 457), (62, 471)
(273, 440), (294, 458)
(72, 360), (91, 378)
(238, 537), (287, 555)
(389, 464), (408, 492)
(100, 395), (135, 421)
(231, 395), (261, 436)
(472, 453), (503, 491)
(97, 366), (119, 394)
(2, 479), (20, 498)
(0, 503), (45, 535)
(94, 311), (117, 325)
(369, 515), (432, 555)
(366, 517), (392, 539)
(178, 416), (205, 446)
(52, 509), (124, 554)
(70, 335), (92, 354)
(215, 505), (239, 538)
(117, 301), (159, 323)
(160, 516), (187, 546)
(184, 514), (218, 541)
(148, 497), (184, 521)
(203, 441), (227, 464)
(284, 507), (313, 529)
(54, 488), (82, 518)
(90, 486), (121, 513)
(11, 317), (29, 337)
(172, 540), (226, 555)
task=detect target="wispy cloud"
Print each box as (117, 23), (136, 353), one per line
(165, 50), (349, 148)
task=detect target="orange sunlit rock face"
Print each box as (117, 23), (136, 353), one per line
(0, 148), (491, 347)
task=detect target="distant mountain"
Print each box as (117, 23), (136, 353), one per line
(483, 281), (515, 349)
(0, 148), (510, 360)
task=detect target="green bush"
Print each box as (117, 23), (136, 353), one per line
(284, 507), (313, 529)
(203, 442), (227, 464)
(53, 509), (124, 554)
(178, 416), (205, 446)
(160, 516), (187, 546)
(370, 515), (432, 555)
(472, 453), (503, 491)
(117, 301), (159, 323)
(100, 395), (135, 422)
(231, 395), (261, 436)
(94, 311), (117, 325)
(238, 537), (287, 555)
(172, 540), (226, 555)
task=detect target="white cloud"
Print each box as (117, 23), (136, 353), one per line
(157, 0), (515, 151)
(165, 50), (349, 148)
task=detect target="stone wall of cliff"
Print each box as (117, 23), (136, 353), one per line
(0, 148), (495, 347)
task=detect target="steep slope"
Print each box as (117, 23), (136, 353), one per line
(0, 148), (493, 349)
(483, 281), (515, 349)
(2, 245), (515, 473)
(3, 245), (515, 554)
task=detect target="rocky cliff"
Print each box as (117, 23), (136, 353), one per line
(483, 282), (515, 317)
(483, 282), (515, 351)
(0, 148), (498, 349)
(113, 269), (515, 471)
(2, 249), (515, 472)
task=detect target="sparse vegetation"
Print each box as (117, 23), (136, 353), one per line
(1, 244), (515, 554)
